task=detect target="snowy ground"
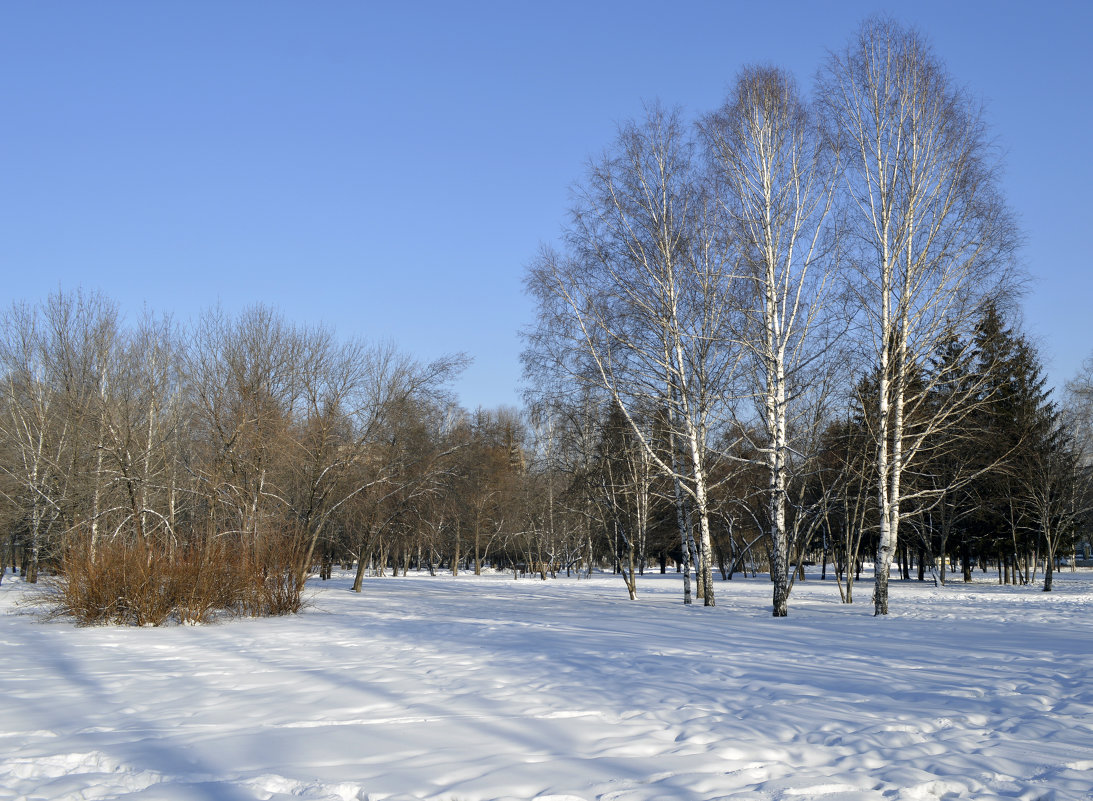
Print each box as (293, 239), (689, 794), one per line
(2, 568), (1091, 801)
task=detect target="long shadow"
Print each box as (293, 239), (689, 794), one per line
(281, 574), (1093, 793)
(9, 572), (1093, 800)
(9, 623), (263, 801)
(188, 619), (654, 796)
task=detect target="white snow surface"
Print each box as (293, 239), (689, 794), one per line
(2, 569), (1091, 801)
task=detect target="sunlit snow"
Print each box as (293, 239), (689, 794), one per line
(2, 570), (1090, 800)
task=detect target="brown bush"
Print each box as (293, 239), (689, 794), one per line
(39, 534), (308, 626)
(237, 536), (308, 617)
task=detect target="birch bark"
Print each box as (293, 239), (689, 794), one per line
(819, 18), (1017, 614)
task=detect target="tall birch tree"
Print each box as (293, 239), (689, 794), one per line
(700, 67), (837, 616)
(524, 105), (739, 606)
(818, 17), (1017, 615)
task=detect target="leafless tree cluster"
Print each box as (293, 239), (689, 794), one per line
(524, 16), (1026, 615)
(0, 291), (470, 615)
(0, 291), (701, 614)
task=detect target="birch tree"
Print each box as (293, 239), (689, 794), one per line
(524, 105), (739, 606)
(818, 17), (1018, 615)
(0, 304), (63, 582)
(0, 291), (120, 579)
(1066, 355), (1093, 464)
(96, 312), (182, 547)
(700, 66), (837, 616)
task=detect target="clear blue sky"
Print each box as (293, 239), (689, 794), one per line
(2, 1), (1089, 410)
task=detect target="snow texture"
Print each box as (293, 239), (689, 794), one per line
(2, 570), (1091, 800)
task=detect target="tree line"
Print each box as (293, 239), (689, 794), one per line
(0, 290), (1089, 622)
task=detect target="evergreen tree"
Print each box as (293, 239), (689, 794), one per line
(912, 334), (981, 584)
(968, 302), (1059, 584)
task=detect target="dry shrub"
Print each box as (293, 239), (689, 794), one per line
(40, 534), (308, 626)
(237, 535), (308, 617)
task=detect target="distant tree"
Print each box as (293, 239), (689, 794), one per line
(1028, 432), (1091, 591)
(908, 329), (1004, 586)
(185, 305), (301, 545)
(959, 305), (1046, 583)
(525, 401), (589, 578)
(813, 415), (873, 603)
(535, 391), (607, 577)
(589, 403), (654, 599)
(289, 337), (466, 586)
(96, 312), (183, 549)
(452, 407), (525, 576)
(1066, 354), (1093, 464)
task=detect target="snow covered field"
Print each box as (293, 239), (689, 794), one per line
(2, 570), (1091, 801)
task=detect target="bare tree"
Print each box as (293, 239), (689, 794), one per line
(1027, 432), (1092, 591)
(96, 312), (182, 548)
(525, 104), (740, 606)
(0, 291), (120, 580)
(700, 66), (838, 616)
(289, 335), (467, 585)
(185, 305), (302, 544)
(526, 391), (608, 579)
(0, 303), (64, 582)
(819, 17), (1018, 615)
(591, 403), (654, 599)
(815, 415), (873, 602)
(1066, 354), (1093, 464)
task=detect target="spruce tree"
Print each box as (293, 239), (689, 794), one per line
(969, 302), (1059, 585)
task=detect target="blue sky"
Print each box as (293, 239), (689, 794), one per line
(2, 1), (1090, 410)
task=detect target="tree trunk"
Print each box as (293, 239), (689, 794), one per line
(352, 546), (367, 592)
(473, 520), (482, 576)
(452, 522), (460, 577)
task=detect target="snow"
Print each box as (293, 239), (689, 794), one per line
(2, 569), (1091, 801)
